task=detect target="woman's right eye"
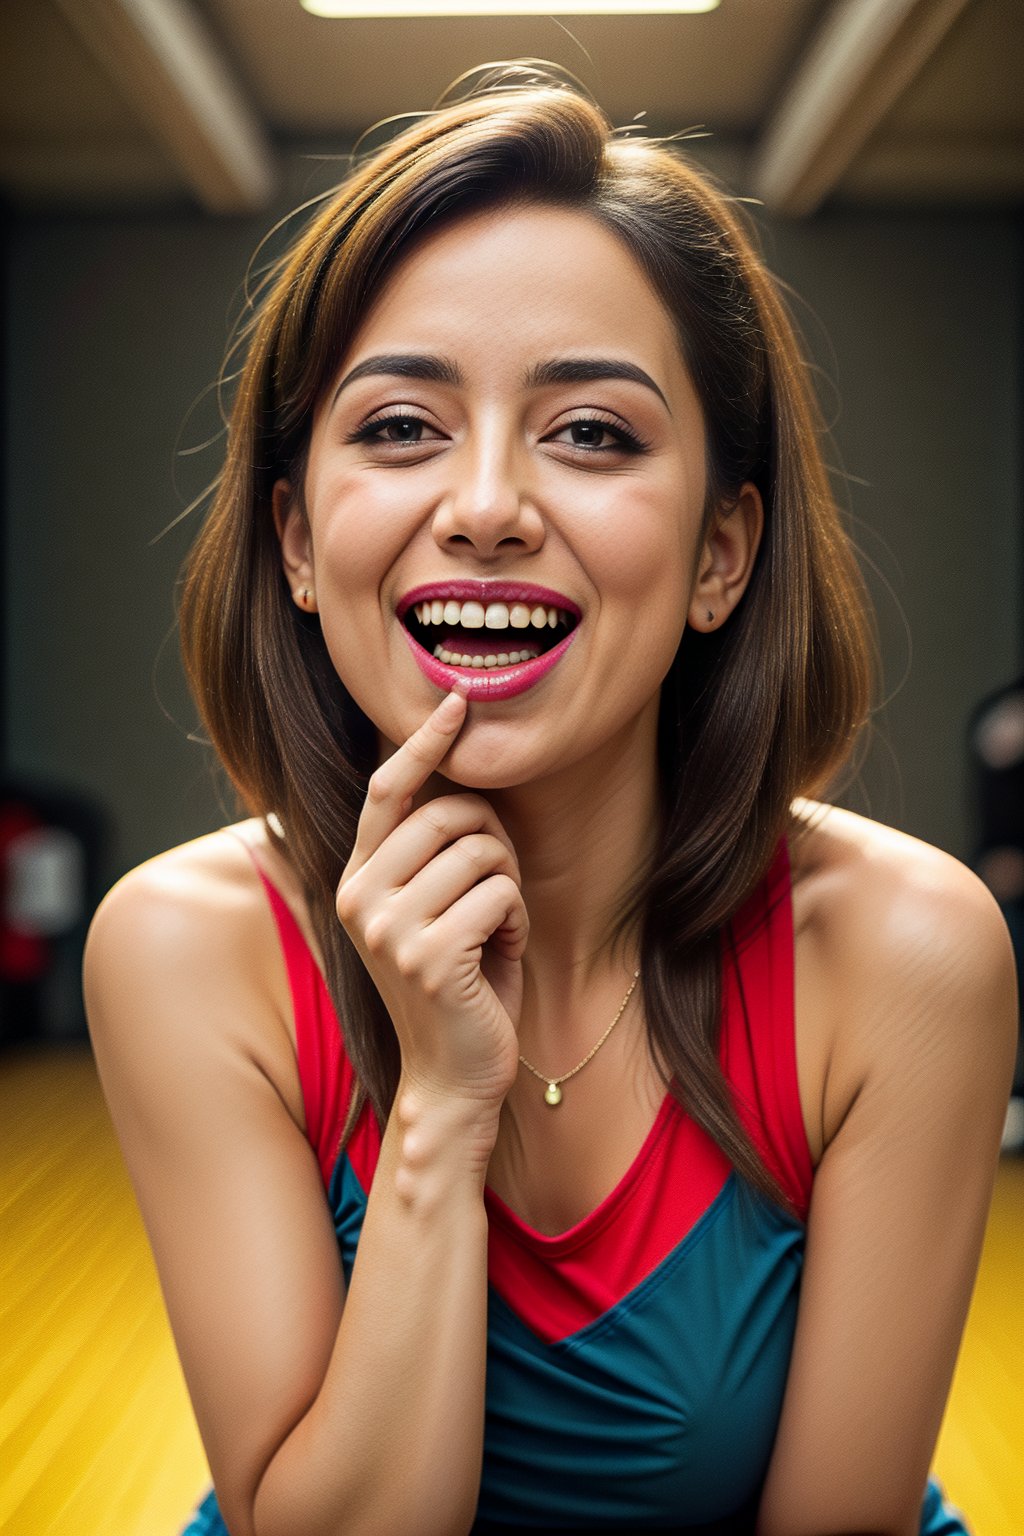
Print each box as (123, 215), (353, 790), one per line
(347, 412), (442, 447)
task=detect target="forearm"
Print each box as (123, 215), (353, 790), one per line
(252, 1082), (497, 1536)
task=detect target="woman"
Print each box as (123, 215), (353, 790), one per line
(84, 68), (1016, 1536)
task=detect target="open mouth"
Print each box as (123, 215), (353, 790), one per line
(401, 596), (579, 670)
(396, 583), (583, 700)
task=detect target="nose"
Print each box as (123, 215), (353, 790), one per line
(431, 422), (544, 560)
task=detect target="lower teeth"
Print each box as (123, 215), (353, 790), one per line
(433, 645), (538, 669)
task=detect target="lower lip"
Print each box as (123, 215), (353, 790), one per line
(402, 626), (579, 701)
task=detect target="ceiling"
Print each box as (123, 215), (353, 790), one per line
(1, 0), (1021, 216)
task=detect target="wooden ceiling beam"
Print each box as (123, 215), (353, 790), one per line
(751, 0), (972, 216)
(53, 0), (276, 213)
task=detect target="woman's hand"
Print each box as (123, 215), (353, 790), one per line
(336, 690), (527, 1109)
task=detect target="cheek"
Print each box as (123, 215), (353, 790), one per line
(587, 482), (699, 610)
(310, 474), (411, 597)
(317, 523), (379, 601)
(303, 503), (383, 688)
(593, 488), (701, 686)
(305, 482), (424, 733)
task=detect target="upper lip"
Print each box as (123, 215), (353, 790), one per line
(396, 581), (582, 621)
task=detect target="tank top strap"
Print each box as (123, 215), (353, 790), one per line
(720, 836), (814, 1218)
(236, 831), (809, 1209)
(236, 836), (365, 1188)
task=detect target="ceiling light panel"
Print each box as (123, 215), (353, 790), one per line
(301, 2), (720, 16)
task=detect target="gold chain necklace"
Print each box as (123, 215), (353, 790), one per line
(518, 970), (641, 1106)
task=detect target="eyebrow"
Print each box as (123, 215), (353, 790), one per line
(331, 353), (463, 409)
(526, 358), (671, 413)
(330, 351), (670, 413)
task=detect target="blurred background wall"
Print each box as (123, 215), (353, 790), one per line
(2, 0), (1022, 897)
(1, 14), (1021, 1531)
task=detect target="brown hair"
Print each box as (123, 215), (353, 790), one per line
(179, 65), (875, 1205)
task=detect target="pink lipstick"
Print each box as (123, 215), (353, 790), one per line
(397, 580), (581, 702)
(396, 581), (582, 622)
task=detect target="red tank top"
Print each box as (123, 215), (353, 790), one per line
(252, 836), (813, 1342)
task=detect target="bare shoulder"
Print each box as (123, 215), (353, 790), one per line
(790, 797), (1006, 941)
(760, 820), (1016, 1528)
(789, 800), (1018, 1146)
(87, 820), (274, 1003)
(90, 817), (275, 922)
(84, 818), (305, 1129)
(84, 824), (346, 1530)
(789, 797), (1014, 980)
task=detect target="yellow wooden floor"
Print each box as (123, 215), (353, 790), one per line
(1, 1045), (1022, 1535)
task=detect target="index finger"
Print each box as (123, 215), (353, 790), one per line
(351, 690), (468, 864)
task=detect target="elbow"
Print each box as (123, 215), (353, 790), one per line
(756, 1471), (925, 1536)
(254, 1507), (475, 1536)
(759, 1526), (913, 1536)
(756, 1495), (919, 1536)
(757, 1512), (918, 1536)
(251, 1462), (477, 1536)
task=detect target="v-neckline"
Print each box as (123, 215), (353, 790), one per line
(253, 852), (684, 1246)
(482, 1088), (678, 1252)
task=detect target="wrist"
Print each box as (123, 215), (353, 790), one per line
(390, 1078), (502, 1200)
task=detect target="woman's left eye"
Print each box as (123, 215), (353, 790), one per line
(549, 417), (645, 453)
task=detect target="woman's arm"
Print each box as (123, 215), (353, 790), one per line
(757, 838), (1017, 1536)
(85, 699), (527, 1536)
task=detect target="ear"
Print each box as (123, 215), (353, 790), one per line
(273, 478), (318, 614)
(688, 482), (764, 632)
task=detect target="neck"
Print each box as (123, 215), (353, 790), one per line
(483, 699), (660, 1014)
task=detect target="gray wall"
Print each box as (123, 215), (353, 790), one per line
(4, 159), (1021, 888)
(768, 211), (1022, 845)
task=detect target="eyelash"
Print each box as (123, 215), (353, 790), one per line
(345, 409), (435, 446)
(345, 408), (650, 455)
(555, 412), (650, 454)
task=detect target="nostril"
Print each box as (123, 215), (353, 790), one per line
(444, 533), (527, 547)
(432, 491), (543, 556)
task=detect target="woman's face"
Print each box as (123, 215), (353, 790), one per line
(277, 202), (759, 788)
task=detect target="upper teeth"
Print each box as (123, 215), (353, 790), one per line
(411, 600), (567, 630)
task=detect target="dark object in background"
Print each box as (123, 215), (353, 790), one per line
(0, 781), (107, 1048)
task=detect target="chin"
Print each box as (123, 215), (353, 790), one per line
(440, 749), (542, 794)
(440, 723), (564, 793)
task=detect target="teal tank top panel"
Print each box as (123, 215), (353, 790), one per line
(181, 838), (970, 1535)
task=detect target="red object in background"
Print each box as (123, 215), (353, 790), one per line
(0, 803), (50, 982)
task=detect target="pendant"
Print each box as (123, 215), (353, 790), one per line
(544, 1081), (563, 1106)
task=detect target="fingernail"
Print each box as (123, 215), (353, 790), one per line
(437, 689), (466, 724)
